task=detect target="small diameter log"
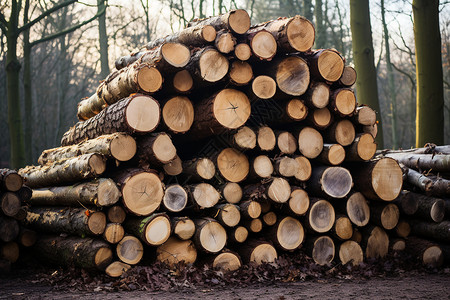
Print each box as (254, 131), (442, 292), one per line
(244, 218), (264, 233)
(17, 186), (32, 202)
(105, 261), (131, 277)
(170, 69), (194, 94)
(339, 192), (370, 227)
(145, 24), (216, 49)
(156, 237), (197, 266)
(304, 82), (330, 109)
(39, 133), (137, 165)
(163, 155), (183, 176)
(383, 153), (450, 173)
(191, 89), (251, 138)
(34, 235), (112, 270)
(332, 215), (353, 241)
(307, 166), (352, 199)
(243, 28), (277, 61)
(187, 9), (251, 35)
(336, 240), (363, 266)
(103, 223), (125, 244)
(229, 61), (253, 86)
(405, 236), (443, 267)
(268, 216), (304, 251)
(262, 15), (315, 52)
(215, 30), (236, 53)
(238, 239), (278, 264)
(307, 107), (332, 129)
(107, 206), (126, 223)
(18, 228), (37, 247)
(317, 144), (345, 166)
(0, 216), (19, 242)
(162, 184), (188, 213)
(0, 169), (23, 192)
(262, 211), (277, 226)
(249, 76), (277, 100)
(267, 55), (310, 96)
(411, 220), (450, 243)
(193, 218), (227, 254)
(221, 182), (243, 204)
(296, 127), (323, 159)
(115, 169), (164, 216)
(360, 226), (389, 259)
(29, 178), (120, 207)
(228, 126), (257, 151)
(284, 187), (309, 216)
(305, 198), (335, 233)
(346, 133), (377, 162)
(116, 235), (144, 265)
(273, 156), (299, 178)
(234, 43), (252, 61)
(187, 183), (221, 208)
(182, 158), (216, 181)
(239, 200), (262, 219)
(162, 96), (195, 134)
(353, 105), (376, 126)
(257, 126), (276, 151)
(1, 241), (19, 263)
(136, 133), (177, 165)
(63, 94), (160, 146)
(325, 119), (355, 146)
(172, 217), (196, 240)
(403, 167), (449, 196)
(395, 220), (411, 238)
(337, 65), (357, 87)
(277, 131), (297, 155)
(351, 157), (403, 201)
(370, 203), (400, 230)
(228, 226), (248, 243)
(19, 153), (106, 188)
(306, 49), (345, 82)
(390, 238), (406, 252)
(186, 47), (229, 84)
(294, 155), (312, 181)
(329, 88), (356, 117)
(1, 192), (21, 217)
(24, 207), (106, 236)
(124, 213), (171, 246)
(216, 148), (249, 183)
(284, 99), (308, 122)
(244, 177), (291, 204)
(213, 203), (241, 227)
(304, 235), (335, 265)
(211, 250), (242, 271)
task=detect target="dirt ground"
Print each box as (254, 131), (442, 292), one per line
(1, 270), (449, 299)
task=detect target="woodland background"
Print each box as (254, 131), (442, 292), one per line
(0, 0), (449, 168)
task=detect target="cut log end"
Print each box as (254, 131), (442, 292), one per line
(1, 193), (21, 217)
(276, 56), (310, 96)
(117, 236), (144, 265)
(152, 133), (178, 164)
(230, 61), (253, 86)
(192, 183), (221, 208)
(107, 206), (126, 223)
(216, 31), (236, 54)
(334, 216), (353, 240)
(355, 106), (376, 126)
(228, 9), (251, 34)
(250, 243), (278, 264)
(125, 95), (160, 132)
(234, 43), (252, 61)
(355, 133), (377, 161)
(88, 212), (107, 235)
(163, 184), (188, 213)
(103, 223), (125, 244)
(213, 89), (251, 130)
(197, 219), (227, 253)
(346, 192), (370, 227)
(96, 179), (121, 207)
(202, 25), (217, 41)
(276, 217), (304, 251)
(333, 119), (355, 146)
(232, 226), (248, 243)
(2, 172), (23, 192)
(217, 148), (249, 183)
(213, 252), (242, 271)
(380, 204), (400, 230)
(251, 31), (277, 60)
(268, 177), (291, 203)
(200, 49), (229, 82)
(234, 126), (257, 150)
(162, 96), (194, 134)
(317, 50), (345, 82)
(298, 127), (323, 159)
(222, 182), (243, 204)
(173, 218), (195, 240)
(161, 42), (191, 67)
(163, 155), (183, 176)
(288, 188), (309, 216)
(322, 144), (345, 166)
(286, 99), (308, 121)
(157, 237), (197, 266)
(144, 214), (171, 246)
(338, 240), (363, 266)
(310, 236), (335, 265)
(320, 167), (353, 199)
(94, 247), (114, 270)
(311, 107), (332, 129)
(308, 199), (335, 233)
(105, 261), (131, 277)
(262, 212), (277, 226)
(109, 134), (137, 162)
(309, 82), (330, 108)
(278, 132), (297, 155)
(365, 226), (389, 259)
(372, 158), (403, 201)
(339, 66), (357, 86)
(286, 16), (315, 52)
(218, 204), (241, 227)
(173, 70), (194, 93)
(275, 157), (299, 178)
(333, 89), (356, 116)
(257, 126), (276, 151)
(137, 66), (163, 93)
(252, 75), (276, 99)
(294, 156), (312, 181)
(88, 154), (107, 176)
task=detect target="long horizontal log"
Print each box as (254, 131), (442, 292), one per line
(411, 220), (450, 243)
(403, 167), (449, 196)
(0, 169), (23, 192)
(187, 9), (250, 35)
(19, 153), (106, 188)
(384, 153), (450, 173)
(145, 24), (216, 50)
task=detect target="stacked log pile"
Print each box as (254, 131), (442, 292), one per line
(0, 169), (37, 273)
(12, 9), (448, 277)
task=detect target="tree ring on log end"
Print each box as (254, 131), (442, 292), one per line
(228, 9), (251, 34)
(276, 56), (310, 96)
(213, 89), (251, 130)
(122, 172), (163, 216)
(125, 95), (160, 132)
(217, 148), (249, 183)
(213, 252), (242, 271)
(145, 215), (171, 245)
(200, 49), (229, 82)
(94, 247), (113, 270)
(173, 70), (194, 93)
(110, 134), (137, 162)
(202, 25), (217, 42)
(137, 66), (163, 93)
(267, 177), (290, 203)
(200, 221), (227, 253)
(289, 189), (309, 216)
(88, 212), (107, 235)
(117, 236), (143, 265)
(346, 192), (370, 227)
(286, 99), (307, 121)
(277, 216), (304, 250)
(161, 43), (191, 67)
(309, 200), (335, 233)
(286, 16), (315, 52)
(250, 243), (277, 264)
(251, 31), (277, 60)
(163, 96), (194, 134)
(423, 246), (443, 267)
(317, 50), (344, 82)
(338, 240), (363, 266)
(371, 158), (403, 201)
(312, 236), (335, 265)
(252, 75), (276, 99)
(222, 182), (242, 204)
(321, 167), (352, 198)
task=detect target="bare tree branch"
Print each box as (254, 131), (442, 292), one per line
(18, 0), (77, 34)
(391, 62), (415, 87)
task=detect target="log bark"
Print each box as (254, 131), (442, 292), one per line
(411, 220), (450, 243)
(114, 168), (164, 216)
(325, 119), (355, 146)
(220, 182), (243, 204)
(39, 133), (136, 164)
(304, 235), (335, 265)
(29, 178), (121, 207)
(136, 133), (177, 165)
(17, 186), (32, 202)
(394, 190), (419, 216)
(0, 216), (19, 242)
(350, 157), (403, 201)
(161, 96), (195, 134)
(162, 184), (188, 213)
(0, 169), (23, 192)
(317, 144), (346, 166)
(345, 133), (377, 161)
(187, 9), (251, 35)
(24, 207), (106, 236)
(336, 240), (363, 266)
(403, 167), (449, 197)
(103, 223), (125, 244)
(370, 203), (400, 230)
(296, 127), (323, 159)
(34, 235), (113, 270)
(105, 261), (131, 277)
(116, 235), (144, 265)
(360, 225), (389, 259)
(383, 153), (450, 173)
(268, 216), (304, 251)
(186, 183), (221, 208)
(156, 237), (197, 266)
(1, 192), (21, 217)
(193, 218), (227, 254)
(62, 94), (160, 146)
(304, 82), (330, 109)
(19, 153), (106, 188)
(124, 213), (171, 246)
(405, 236), (443, 267)
(402, 192), (445, 222)
(144, 24), (216, 49)
(238, 239), (278, 264)
(329, 88), (357, 117)
(265, 55), (310, 96)
(244, 177), (291, 204)
(304, 49), (345, 83)
(107, 205), (126, 223)
(305, 198), (335, 233)
(215, 30), (236, 53)
(182, 158), (216, 181)
(172, 217), (196, 240)
(294, 155), (312, 181)
(307, 166), (352, 199)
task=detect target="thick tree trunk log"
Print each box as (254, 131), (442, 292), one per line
(186, 47), (229, 85)
(39, 133), (136, 164)
(19, 153), (106, 188)
(24, 207), (106, 236)
(244, 177), (291, 204)
(182, 158), (216, 181)
(229, 61), (253, 86)
(405, 236), (443, 267)
(220, 182), (243, 204)
(238, 239), (278, 264)
(193, 218), (227, 254)
(215, 148), (249, 183)
(307, 166), (353, 199)
(370, 203), (400, 230)
(29, 178), (120, 207)
(350, 157), (403, 201)
(168, 69), (194, 94)
(360, 225), (389, 259)
(171, 217), (195, 240)
(161, 96), (195, 134)
(114, 169), (164, 216)
(162, 184), (188, 213)
(304, 49), (345, 83)
(329, 88), (356, 117)
(336, 240), (363, 266)
(187, 9), (251, 35)
(411, 220), (450, 243)
(234, 43), (252, 61)
(156, 237), (197, 266)
(228, 226), (248, 244)
(0, 169), (23, 192)
(294, 155), (312, 181)
(103, 223), (125, 244)
(105, 261), (131, 277)
(346, 133), (377, 161)
(325, 119), (355, 146)
(107, 206), (126, 223)
(394, 190), (419, 216)
(296, 127), (324, 159)
(34, 235), (113, 270)
(268, 216), (304, 251)
(402, 192), (445, 222)
(352, 105), (376, 126)
(304, 82), (330, 109)
(305, 198), (335, 233)
(1, 192), (21, 217)
(304, 235), (335, 265)
(145, 24), (216, 50)
(0, 216), (19, 242)
(317, 144), (346, 166)
(116, 235), (144, 265)
(124, 213), (171, 246)
(215, 30), (236, 54)
(186, 183), (221, 208)
(265, 55), (310, 96)
(136, 133), (177, 166)
(383, 153), (450, 173)
(62, 94), (160, 146)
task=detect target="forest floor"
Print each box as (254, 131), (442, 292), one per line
(1, 251), (449, 299)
